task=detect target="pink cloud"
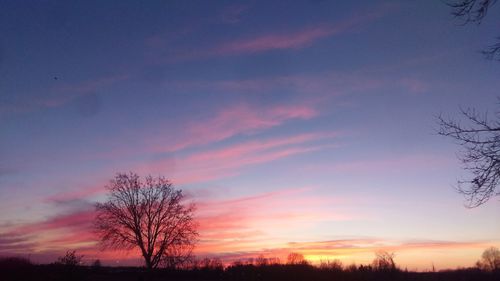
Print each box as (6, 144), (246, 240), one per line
(164, 25), (335, 61)
(160, 7), (389, 62)
(2, 187), (354, 263)
(37, 100), (325, 204)
(185, 132), (332, 163)
(5, 187), (491, 270)
(15, 209), (95, 234)
(193, 187), (357, 256)
(164, 103), (319, 152)
(144, 131), (337, 185)
(44, 184), (104, 204)
(215, 26), (335, 55)
(43, 132), (334, 203)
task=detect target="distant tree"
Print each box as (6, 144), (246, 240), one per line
(372, 251), (397, 272)
(56, 250), (83, 267)
(286, 252), (306, 265)
(447, 0), (500, 60)
(0, 257), (32, 269)
(345, 263), (358, 272)
(477, 246), (500, 271)
(319, 259), (343, 271)
(198, 258), (223, 270)
(91, 259), (101, 268)
(267, 257), (281, 265)
(255, 255), (268, 266)
(94, 172), (198, 270)
(437, 108), (500, 207)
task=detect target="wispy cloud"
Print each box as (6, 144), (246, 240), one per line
(194, 187), (359, 256)
(15, 209), (95, 234)
(151, 7), (389, 62)
(44, 185), (104, 205)
(161, 103), (319, 152)
(0, 233), (38, 253)
(144, 131), (337, 185)
(0, 207), (96, 256)
(1, 186), (351, 262)
(214, 26), (335, 54)
(41, 130), (337, 206)
(38, 100), (328, 204)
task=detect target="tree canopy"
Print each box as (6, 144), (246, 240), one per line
(95, 172), (198, 269)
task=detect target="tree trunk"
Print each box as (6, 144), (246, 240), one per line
(144, 255), (153, 270)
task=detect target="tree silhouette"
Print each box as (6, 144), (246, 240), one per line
(372, 251), (397, 272)
(477, 246), (500, 271)
(286, 252), (306, 265)
(255, 255), (269, 266)
(448, 0), (500, 60)
(437, 108), (500, 207)
(95, 172), (198, 269)
(56, 250), (83, 267)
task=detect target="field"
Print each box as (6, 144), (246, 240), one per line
(2, 258), (499, 281)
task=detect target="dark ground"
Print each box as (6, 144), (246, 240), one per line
(1, 257), (499, 281)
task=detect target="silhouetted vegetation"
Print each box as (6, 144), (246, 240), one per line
(2, 251), (500, 281)
(0, 256), (32, 269)
(95, 172), (198, 270)
(447, 0), (500, 60)
(437, 107), (500, 207)
(55, 250), (84, 266)
(286, 252), (308, 265)
(372, 250), (398, 272)
(476, 246), (500, 271)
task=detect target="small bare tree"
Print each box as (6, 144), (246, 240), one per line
(95, 172), (198, 269)
(477, 246), (500, 271)
(372, 251), (397, 272)
(286, 252), (307, 265)
(437, 108), (500, 207)
(56, 250), (83, 267)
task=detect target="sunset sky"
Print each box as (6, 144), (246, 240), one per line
(1, 0), (499, 271)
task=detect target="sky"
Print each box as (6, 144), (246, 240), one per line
(0, 0), (499, 271)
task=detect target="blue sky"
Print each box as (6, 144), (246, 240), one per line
(0, 0), (499, 269)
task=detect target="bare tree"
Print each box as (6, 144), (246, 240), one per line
(372, 251), (397, 272)
(255, 254), (269, 266)
(448, 0), (500, 60)
(56, 250), (83, 267)
(286, 252), (307, 265)
(437, 108), (500, 207)
(95, 172), (198, 269)
(477, 246), (500, 271)
(319, 259), (343, 271)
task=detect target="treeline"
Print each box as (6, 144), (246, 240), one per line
(1, 255), (499, 281)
